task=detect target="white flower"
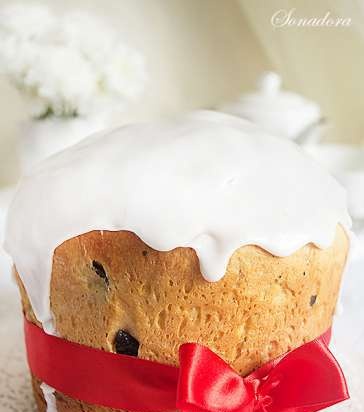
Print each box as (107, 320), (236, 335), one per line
(24, 46), (99, 117)
(0, 3), (55, 41)
(102, 45), (147, 99)
(0, 4), (147, 118)
(60, 11), (117, 58)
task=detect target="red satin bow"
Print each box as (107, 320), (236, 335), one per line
(177, 338), (348, 412)
(25, 319), (348, 412)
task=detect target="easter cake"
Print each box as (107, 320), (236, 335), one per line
(5, 111), (351, 412)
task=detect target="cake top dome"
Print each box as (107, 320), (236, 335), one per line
(222, 72), (322, 141)
(4, 110), (351, 332)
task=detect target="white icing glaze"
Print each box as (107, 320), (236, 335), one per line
(40, 383), (57, 412)
(4, 111), (351, 331)
(222, 72), (321, 140)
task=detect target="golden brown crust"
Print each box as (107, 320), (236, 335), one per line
(18, 225), (349, 412)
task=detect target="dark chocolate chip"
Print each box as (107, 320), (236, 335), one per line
(142, 250), (148, 256)
(310, 295), (317, 306)
(91, 260), (109, 286)
(114, 330), (139, 356)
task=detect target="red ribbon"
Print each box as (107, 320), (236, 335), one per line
(25, 319), (348, 412)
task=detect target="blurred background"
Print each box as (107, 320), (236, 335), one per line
(0, 1), (364, 410)
(0, 0), (364, 186)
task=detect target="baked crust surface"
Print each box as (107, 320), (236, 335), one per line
(18, 226), (349, 411)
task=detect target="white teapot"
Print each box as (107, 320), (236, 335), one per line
(221, 72), (324, 144)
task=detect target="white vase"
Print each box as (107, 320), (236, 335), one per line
(18, 112), (113, 174)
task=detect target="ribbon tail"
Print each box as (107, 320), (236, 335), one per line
(255, 339), (349, 412)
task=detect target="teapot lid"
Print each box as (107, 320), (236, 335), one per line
(222, 72), (321, 140)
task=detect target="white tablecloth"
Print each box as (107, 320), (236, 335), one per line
(0, 188), (363, 412)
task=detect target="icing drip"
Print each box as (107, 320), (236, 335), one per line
(4, 111), (351, 331)
(222, 72), (321, 140)
(40, 383), (57, 412)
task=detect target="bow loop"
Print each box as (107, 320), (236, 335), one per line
(177, 343), (255, 412)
